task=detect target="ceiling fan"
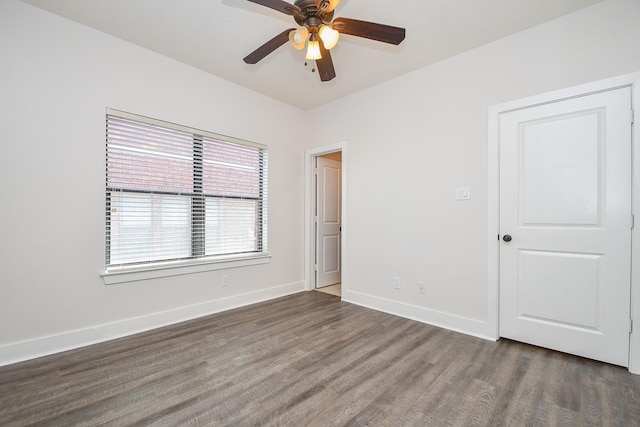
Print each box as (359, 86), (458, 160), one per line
(243, 0), (406, 81)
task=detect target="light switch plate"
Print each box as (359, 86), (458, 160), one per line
(456, 186), (471, 201)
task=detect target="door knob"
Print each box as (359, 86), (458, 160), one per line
(503, 234), (512, 242)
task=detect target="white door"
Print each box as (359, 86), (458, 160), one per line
(499, 87), (632, 366)
(316, 156), (341, 288)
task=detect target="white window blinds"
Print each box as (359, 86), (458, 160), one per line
(105, 109), (268, 270)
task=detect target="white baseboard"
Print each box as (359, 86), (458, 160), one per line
(342, 289), (495, 341)
(0, 281), (305, 367)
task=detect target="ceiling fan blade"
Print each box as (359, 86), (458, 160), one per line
(332, 18), (406, 45)
(244, 28), (296, 64)
(246, 0), (302, 16)
(316, 40), (336, 81)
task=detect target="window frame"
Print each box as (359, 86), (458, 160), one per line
(102, 109), (269, 284)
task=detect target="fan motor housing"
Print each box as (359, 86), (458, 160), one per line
(293, 0), (334, 26)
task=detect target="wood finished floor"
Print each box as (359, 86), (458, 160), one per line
(1, 291), (639, 426)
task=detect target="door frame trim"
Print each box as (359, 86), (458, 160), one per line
(487, 72), (640, 373)
(305, 142), (348, 294)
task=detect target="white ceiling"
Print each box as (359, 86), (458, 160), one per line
(21, 0), (602, 110)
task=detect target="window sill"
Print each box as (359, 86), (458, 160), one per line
(101, 254), (271, 285)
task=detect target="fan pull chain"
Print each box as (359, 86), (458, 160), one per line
(303, 61), (316, 73)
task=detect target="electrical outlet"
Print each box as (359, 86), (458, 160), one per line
(393, 277), (400, 289)
(223, 274), (229, 286)
(418, 282), (426, 294)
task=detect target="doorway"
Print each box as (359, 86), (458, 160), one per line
(305, 143), (347, 297)
(315, 152), (342, 293)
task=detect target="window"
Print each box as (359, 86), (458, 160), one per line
(105, 109), (268, 273)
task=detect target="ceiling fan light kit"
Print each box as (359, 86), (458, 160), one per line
(244, 0), (406, 81)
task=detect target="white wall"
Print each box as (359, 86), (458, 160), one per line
(307, 0), (640, 360)
(0, 0), (306, 365)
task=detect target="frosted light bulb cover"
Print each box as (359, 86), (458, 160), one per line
(319, 26), (339, 50)
(305, 39), (322, 60)
(289, 27), (309, 50)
